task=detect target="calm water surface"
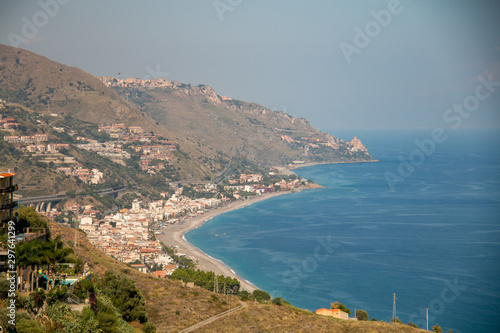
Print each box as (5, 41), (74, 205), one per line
(186, 129), (500, 333)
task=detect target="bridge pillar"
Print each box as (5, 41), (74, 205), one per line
(35, 203), (40, 212)
(39, 202), (45, 212)
(46, 202), (52, 212)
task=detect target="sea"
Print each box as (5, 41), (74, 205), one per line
(185, 129), (500, 333)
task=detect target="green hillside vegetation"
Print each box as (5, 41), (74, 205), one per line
(0, 104), (174, 207)
(0, 208), (154, 332)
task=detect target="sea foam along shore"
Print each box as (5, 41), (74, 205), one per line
(157, 190), (297, 292)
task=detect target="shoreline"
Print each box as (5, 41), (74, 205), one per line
(157, 190), (297, 292)
(288, 159), (378, 170)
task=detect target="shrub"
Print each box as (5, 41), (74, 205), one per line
(17, 318), (45, 333)
(47, 285), (68, 305)
(331, 301), (351, 314)
(272, 297), (284, 305)
(143, 322), (157, 333)
(239, 290), (250, 301)
(252, 290), (271, 302)
(433, 324), (443, 333)
(99, 270), (147, 323)
(355, 309), (369, 321)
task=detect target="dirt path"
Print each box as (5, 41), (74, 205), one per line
(179, 301), (248, 332)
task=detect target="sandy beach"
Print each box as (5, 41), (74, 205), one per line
(157, 191), (293, 292)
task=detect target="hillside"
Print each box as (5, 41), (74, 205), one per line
(50, 220), (424, 333)
(114, 82), (374, 166)
(0, 44), (153, 127)
(0, 44), (373, 178)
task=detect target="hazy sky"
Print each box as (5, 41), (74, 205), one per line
(1, 0), (499, 130)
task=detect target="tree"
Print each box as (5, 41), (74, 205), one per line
(99, 270), (148, 323)
(16, 239), (50, 292)
(252, 290), (271, 302)
(0, 278), (9, 298)
(47, 236), (74, 290)
(331, 301), (351, 314)
(74, 258), (83, 275)
(15, 206), (48, 233)
(408, 322), (419, 328)
(355, 309), (369, 321)
(433, 324), (443, 333)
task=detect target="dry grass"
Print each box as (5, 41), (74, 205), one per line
(199, 302), (428, 333)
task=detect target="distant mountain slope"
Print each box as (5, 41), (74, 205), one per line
(0, 44), (154, 127)
(0, 43), (373, 184)
(113, 81), (374, 166)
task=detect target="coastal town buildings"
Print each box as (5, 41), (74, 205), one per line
(56, 165), (104, 184)
(79, 195), (222, 273)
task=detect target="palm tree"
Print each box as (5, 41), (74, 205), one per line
(28, 240), (48, 291)
(47, 236), (73, 290)
(16, 239), (47, 292)
(16, 241), (33, 292)
(35, 242), (51, 290)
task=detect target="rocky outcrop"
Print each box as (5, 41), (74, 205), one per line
(348, 136), (368, 152)
(194, 85), (221, 104)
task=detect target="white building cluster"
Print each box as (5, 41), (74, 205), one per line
(80, 196), (221, 268)
(76, 139), (131, 165)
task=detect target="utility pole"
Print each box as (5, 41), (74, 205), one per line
(392, 293), (397, 324)
(426, 307), (429, 331)
(224, 281), (228, 307)
(213, 275), (218, 294)
(74, 216), (78, 247)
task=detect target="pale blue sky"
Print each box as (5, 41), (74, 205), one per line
(1, 0), (499, 130)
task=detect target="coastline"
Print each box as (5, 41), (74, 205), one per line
(288, 159), (378, 170)
(157, 190), (297, 292)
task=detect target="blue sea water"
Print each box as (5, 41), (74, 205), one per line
(186, 129), (500, 333)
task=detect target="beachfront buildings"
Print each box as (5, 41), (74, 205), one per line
(81, 196), (221, 271)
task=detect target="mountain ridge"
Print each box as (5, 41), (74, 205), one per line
(0, 43), (374, 186)
(103, 75), (374, 166)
